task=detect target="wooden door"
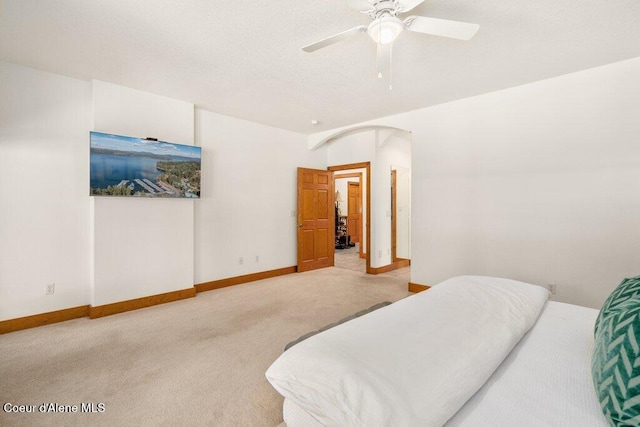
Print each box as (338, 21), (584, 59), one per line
(347, 182), (361, 243)
(297, 168), (334, 272)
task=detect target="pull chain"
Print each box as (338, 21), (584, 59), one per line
(389, 42), (393, 90)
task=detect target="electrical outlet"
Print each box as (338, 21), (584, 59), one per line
(239, 257), (244, 265)
(46, 283), (55, 295)
(548, 283), (557, 295)
(255, 255), (259, 263)
(378, 250), (382, 259)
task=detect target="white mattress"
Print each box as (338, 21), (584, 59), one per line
(283, 301), (608, 426)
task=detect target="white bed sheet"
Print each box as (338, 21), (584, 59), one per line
(447, 300), (607, 426)
(282, 301), (608, 426)
(284, 398), (321, 427)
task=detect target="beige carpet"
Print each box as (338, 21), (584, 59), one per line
(0, 267), (411, 427)
(334, 243), (365, 272)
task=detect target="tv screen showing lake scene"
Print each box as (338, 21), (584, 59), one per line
(90, 131), (201, 198)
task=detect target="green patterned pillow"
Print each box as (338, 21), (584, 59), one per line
(592, 297), (640, 426)
(595, 276), (640, 336)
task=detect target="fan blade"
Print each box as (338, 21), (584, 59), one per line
(405, 16), (479, 40)
(398, 0), (426, 13)
(302, 26), (367, 52)
(347, 0), (373, 11)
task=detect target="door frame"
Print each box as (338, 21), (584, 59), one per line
(391, 168), (410, 264)
(391, 169), (397, 262)
(328, 162), (372, 274)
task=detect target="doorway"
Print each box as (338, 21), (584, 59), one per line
(303, 126), (411, 276)
(391, 165), (411, 264)
(329, 162), (371, 274)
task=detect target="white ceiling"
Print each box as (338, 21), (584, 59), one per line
(1, 0), (639, 134)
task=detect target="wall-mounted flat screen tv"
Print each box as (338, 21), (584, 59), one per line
(90, 131), (201, 198)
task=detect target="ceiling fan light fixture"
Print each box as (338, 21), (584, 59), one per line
(368, 16), (404, 45)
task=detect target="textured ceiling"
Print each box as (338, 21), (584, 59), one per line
(1, 0), (639, 134)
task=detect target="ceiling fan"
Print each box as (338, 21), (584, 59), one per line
(302, 0), (479, 87)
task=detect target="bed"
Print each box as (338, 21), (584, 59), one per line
(266, 275), (640, 426)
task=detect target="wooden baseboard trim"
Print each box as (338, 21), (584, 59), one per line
(408, 282), (431, 293)
(195, 266), (297, 293)
(370, 259), (411, 275)
(0, 305), (90, 335)
(89, 287), (196, 319)
(395, 258), (411, 268)
(2, 286), (199, 333)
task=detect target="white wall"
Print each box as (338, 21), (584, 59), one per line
(374, 132), (411, 266)
(312, 56), (640, 309)
(1, 60), (327, 321)
(327, 130), (376, 166)
(0, 61), (91, 321)
(194, 109), (326, 283)
(394, 166), (411, 259)
(90, 81), (196, 306)
(409, 58), (640, 308)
